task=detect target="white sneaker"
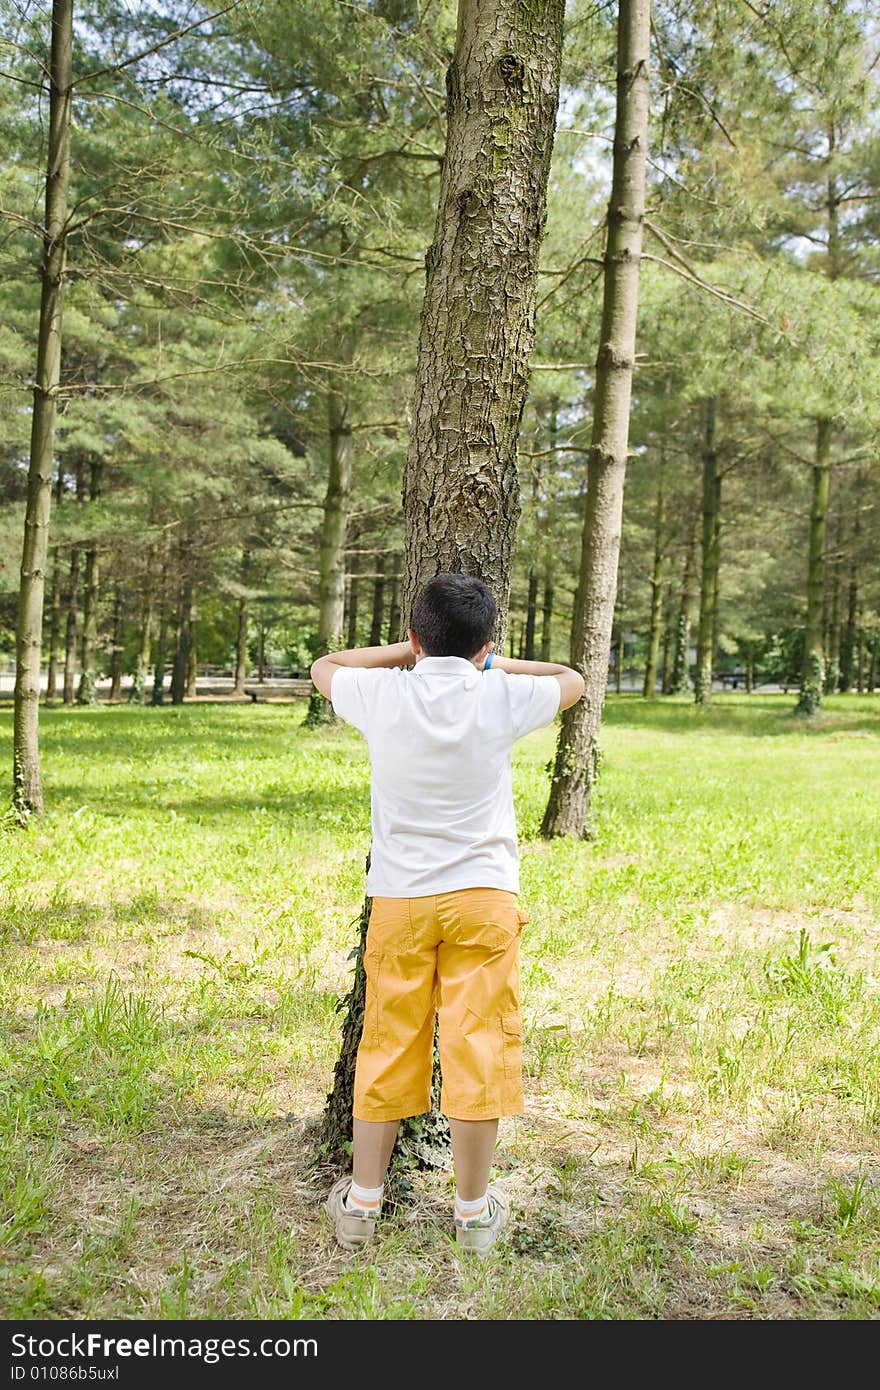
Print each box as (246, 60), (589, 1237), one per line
(454, 1182), (509, 1255)
(325, 1176), (379, 1252)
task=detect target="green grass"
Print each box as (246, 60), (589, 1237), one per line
(1, 693), (879, 1319)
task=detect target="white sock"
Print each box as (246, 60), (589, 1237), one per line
(345, 1180), (384, 1214)
(455, 1190), (488, 1223)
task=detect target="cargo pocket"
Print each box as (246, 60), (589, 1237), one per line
(501, 1011), (523, 1088)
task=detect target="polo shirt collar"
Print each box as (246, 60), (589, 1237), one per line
(415, 655), (479, 676)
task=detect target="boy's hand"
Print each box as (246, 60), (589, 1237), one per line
(310, 640), (415, 699)
(474, 641), (495, 671)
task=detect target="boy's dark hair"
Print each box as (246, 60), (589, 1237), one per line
(410, 573), (496, 658)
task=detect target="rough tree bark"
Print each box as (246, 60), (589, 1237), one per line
(796, 416), (832, 715)
(643, 449), (665, 697)
(541, 0), (649, 838)
(400, 0), (565, 626)
(693, 397), (719, 707)
(12, 0), (73, 816)
(305, 389), (353, 725)
(320, 0), (566, 1166)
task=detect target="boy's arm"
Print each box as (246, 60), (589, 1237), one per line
(309, 641), (415, 700)
(484, 652), (585, 711)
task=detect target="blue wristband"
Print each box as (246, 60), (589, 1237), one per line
(484, 652), (494, 670)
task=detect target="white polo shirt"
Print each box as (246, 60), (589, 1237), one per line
(330, 656), (561, 897)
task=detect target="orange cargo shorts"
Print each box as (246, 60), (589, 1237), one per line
(353, 887), (528, 1123)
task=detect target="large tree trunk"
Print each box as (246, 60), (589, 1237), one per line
(796, 417), (831, 715)
(669, 522), (695, 694)
(643, 450), (666, 697)
(12, 0), (73, 817)
(400, 0), (565, 629)
(305, 389), (353, 724)
(321, 0), (566, 1166)
(369, 554), (386, 647)
(693, 397), (720, 706)
(541, 0), (649, 839)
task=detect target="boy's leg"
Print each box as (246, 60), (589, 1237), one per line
(448, 1117), (498, 1199)
(353, 1117), (399, 1187)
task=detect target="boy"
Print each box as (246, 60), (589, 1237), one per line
(310, 573), (584, 1255)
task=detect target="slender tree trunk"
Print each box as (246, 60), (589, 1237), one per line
(524, 568), (539, 660)
(824, 549), (841, 696)
(796, 417), (832, 715)
(856, 620), (865, 693)
(694, 397), (719, 707)
(170, 569), (192, 706)
(45, 549), (62, 702)
(62, 548), (79, 705)
(369, 555), (386, 647)
(322, 0), (566, 1165)
(643, 451), (666, 697)
(345, 551), (360, 649)
(109, 585), (124, 701)
(387, 562), (401, 644)
(12, 0), (73, 816)
(745, 644), (754, 694)
(540, 570), (554, 661)
(77, 457), (102, 706)
(45, 468), (65, 703)
(130, 562), (153, 705)
(305, 389), (353, 724)
(866, 634), (877, 695)
(669, 523), (695, 694)
(151, 545), (169, 706)
(614, 622), (623, 694)
(257, 623), (266, 682)
(660, 612), (672, 694)
(186, 600), (198, 699)
(839, 469), (862, 694)
(541, 0), (649, 838)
